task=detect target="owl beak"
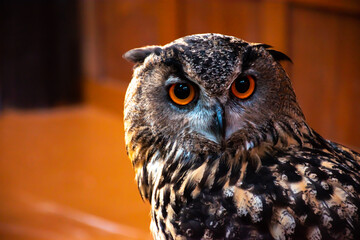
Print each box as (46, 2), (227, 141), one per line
(212, 103), (225, 142)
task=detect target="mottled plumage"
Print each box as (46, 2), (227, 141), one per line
(123, 33), (360, 240)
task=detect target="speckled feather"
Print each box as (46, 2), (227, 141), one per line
(123, 34), (360, 240)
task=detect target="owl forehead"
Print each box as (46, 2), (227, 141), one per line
(163, 34), (249, 94)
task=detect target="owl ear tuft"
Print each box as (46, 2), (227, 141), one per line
(267, 49), (292, 63)
(255, 43), (292, 63)
(123, 46), (162, 63)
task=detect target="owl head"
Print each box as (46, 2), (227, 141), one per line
(124, 34), (307, 196)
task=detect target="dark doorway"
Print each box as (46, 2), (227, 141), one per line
(0, 0), (82, 110)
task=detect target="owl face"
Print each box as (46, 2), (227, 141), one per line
(124, 34), (304, 158)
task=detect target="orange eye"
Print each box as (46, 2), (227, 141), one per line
(169, 83), (195, 105)
(231, 75), (255, 99)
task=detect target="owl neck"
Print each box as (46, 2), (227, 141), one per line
(127, 116), (316, 202)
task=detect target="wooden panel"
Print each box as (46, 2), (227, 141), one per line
(81, 0), (178, 83)
(96, 0), (160, 81)
(259, 0), (289, 52)
(84, 79), (127, 116)
(182, 0), (261, 42)
(259, 0), (291, 72)
(181, 0), (224, 35)
(290, 6), (360, 148)
(335, 15), (360, 149)
(290, 0), (360, 14)
(221, 0), (261, 42)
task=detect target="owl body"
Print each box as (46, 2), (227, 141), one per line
(124, 34), (360, 239)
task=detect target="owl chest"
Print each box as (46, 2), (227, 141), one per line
(144, 152), (360, 240)
(146, 159), (273, 239)
(149, 182), (274, 239)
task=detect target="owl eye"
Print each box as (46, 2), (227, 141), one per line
(169, 83), (195, 105)
(231, 75), (255, 99)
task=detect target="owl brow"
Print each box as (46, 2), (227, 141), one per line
(163, 57), (191, 81)
(241, 46), (260, 70)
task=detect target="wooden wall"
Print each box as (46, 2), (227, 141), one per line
(290, 4), (360, 150)
(82, 0), (360, 149)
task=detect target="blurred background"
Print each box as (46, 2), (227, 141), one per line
(0, 0), (359, 239)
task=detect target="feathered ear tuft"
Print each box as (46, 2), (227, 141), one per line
(255, 43), (273, 49)
(267, 49), (292, 63)
(123, 46), (162, 63)
(254, 43), (292, 63)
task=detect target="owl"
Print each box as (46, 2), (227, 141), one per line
(123, 33), (360, 240)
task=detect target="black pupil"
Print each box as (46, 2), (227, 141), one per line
(235, 77), (250, 93)
(174, 84), (190, 99)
